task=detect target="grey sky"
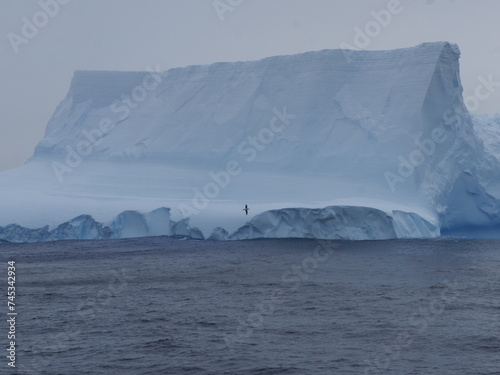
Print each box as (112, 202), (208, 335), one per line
(1, 0), (499, 172)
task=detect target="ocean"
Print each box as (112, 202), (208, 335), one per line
(1, 237), (499, 374)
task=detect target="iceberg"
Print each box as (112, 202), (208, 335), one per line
(1, 42), (499, 241)
(0, 208), (204, 243)
(229, 206), (439, 241)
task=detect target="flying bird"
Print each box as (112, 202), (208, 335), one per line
(243, 204), (249, 215)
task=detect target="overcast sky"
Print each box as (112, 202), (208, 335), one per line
(1, 0), (499, 172)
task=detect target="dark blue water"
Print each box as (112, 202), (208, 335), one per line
(1, 238), (499, 374)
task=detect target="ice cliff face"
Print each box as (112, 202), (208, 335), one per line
(1, 42), (499, 241)
(35, 42), (457, 178)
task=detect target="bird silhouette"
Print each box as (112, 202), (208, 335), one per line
(243, 204), (249, 215)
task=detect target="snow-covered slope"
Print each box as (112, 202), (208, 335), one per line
(1, 42), (499, 241)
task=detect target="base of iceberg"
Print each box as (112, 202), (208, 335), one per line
(0, 205), (440, 243)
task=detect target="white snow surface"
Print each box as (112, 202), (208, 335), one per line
(1, 42), (500, 241)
